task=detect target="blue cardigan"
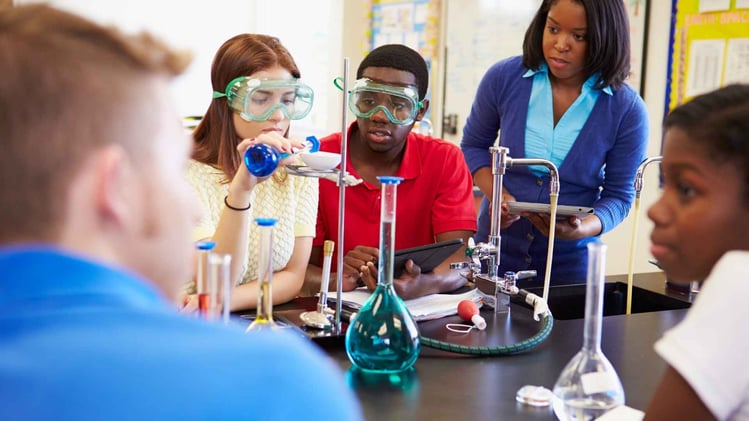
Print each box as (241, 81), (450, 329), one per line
(461, 56), (649, 284)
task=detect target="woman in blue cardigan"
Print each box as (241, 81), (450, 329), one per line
(461, 0), (648, 285)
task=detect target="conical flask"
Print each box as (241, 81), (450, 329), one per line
(247, 218), (279, 332)
(345, 176), (420, 373)
(552, 242), (625, 420)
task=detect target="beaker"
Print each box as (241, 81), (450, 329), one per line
(552, 242), (625, 420)
(345, 176), (420, 373)
(247, 218), (279, 332)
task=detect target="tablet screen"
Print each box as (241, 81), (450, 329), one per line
(506, 201), (595, 220)
(393, 238), (464, 278)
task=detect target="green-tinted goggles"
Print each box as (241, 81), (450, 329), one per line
(213, 77), (314, 122)
(336, 77), (423, 125)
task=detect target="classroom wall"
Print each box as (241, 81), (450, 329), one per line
(602, 0), (670, 276)
(14, 0), (255, 120)
(15, 0), (352, 139)
(13, 0), (674, 276)
(340, 0), (673, 276)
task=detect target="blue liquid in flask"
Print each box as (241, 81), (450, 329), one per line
(345, 177), (420, 373)
(244, 136), (320, 177)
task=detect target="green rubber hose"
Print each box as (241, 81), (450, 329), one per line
(419, 313), (554, 356)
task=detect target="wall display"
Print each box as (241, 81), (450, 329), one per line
(369, 0), (440, 128)
(370, 0), (438, 59)
(666, 0), (749, 111)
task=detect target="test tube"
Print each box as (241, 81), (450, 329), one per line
(208, 253), (232, 324)
(247, 218), (278, 331)
(195, 241), (216, 319)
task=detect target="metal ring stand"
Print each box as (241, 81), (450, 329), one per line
(294, 58), (354, 334)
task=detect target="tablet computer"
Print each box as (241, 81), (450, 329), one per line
(393, 238), (464, 278)
(506, 201), (595, 220)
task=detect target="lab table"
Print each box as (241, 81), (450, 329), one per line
(262, 272), (693, 420)
(328, 307), (688, 421)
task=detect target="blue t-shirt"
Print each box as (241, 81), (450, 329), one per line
(0, 246), (362, 420)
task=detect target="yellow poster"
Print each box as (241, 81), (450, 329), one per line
(668, 0), (749, 110)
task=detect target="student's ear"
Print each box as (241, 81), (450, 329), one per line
(415, 99), (430, 121)
(94, 144), (137, 230)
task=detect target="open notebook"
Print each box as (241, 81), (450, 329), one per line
(330, 288), (482, 322)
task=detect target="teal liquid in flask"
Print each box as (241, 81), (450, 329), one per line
(345, 176), (420, 373)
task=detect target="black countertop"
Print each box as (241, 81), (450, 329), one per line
(258, 272), (692, 421)
(330, 307), (688, 421)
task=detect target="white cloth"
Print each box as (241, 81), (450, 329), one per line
(186, 160), (318, 284)
(655, 251), (749, 420)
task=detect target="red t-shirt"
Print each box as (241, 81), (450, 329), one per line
(313, 123), (477, 269)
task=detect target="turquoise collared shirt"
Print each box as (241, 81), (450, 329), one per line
(523, 63), (612, 175)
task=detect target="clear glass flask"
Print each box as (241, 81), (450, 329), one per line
(244, 136), (319, 177)
(552, 242), (625, 420)
(345, 176), (420, 373)
(246, 218), (279, 332)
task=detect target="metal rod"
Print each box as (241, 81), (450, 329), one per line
(335, 57), (350, 333)
(485, 147), (560, 304)
(488, 146), (509, 281)
(507, 158), (560, 195)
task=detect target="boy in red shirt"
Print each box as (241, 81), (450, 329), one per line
(305, 44), (477, 299)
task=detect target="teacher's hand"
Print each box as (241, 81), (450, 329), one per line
(524, 213), (595, 240)
(499, 190), (521, 229)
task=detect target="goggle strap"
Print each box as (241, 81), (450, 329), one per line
(214, 76), (247, 100)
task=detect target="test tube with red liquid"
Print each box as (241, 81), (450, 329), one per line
(195, 241), (217, 318)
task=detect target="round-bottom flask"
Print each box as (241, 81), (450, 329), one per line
(244, 136), (319, 177)
(345, 176), (420, 373)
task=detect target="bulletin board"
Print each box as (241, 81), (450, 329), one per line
(370, 0), (439, 59)
(369, 0), (441, 123)
(666, 0), (749, 112)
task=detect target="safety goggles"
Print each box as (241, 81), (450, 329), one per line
(345, 78), (424, 125)
(213, 77), (314, 121)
